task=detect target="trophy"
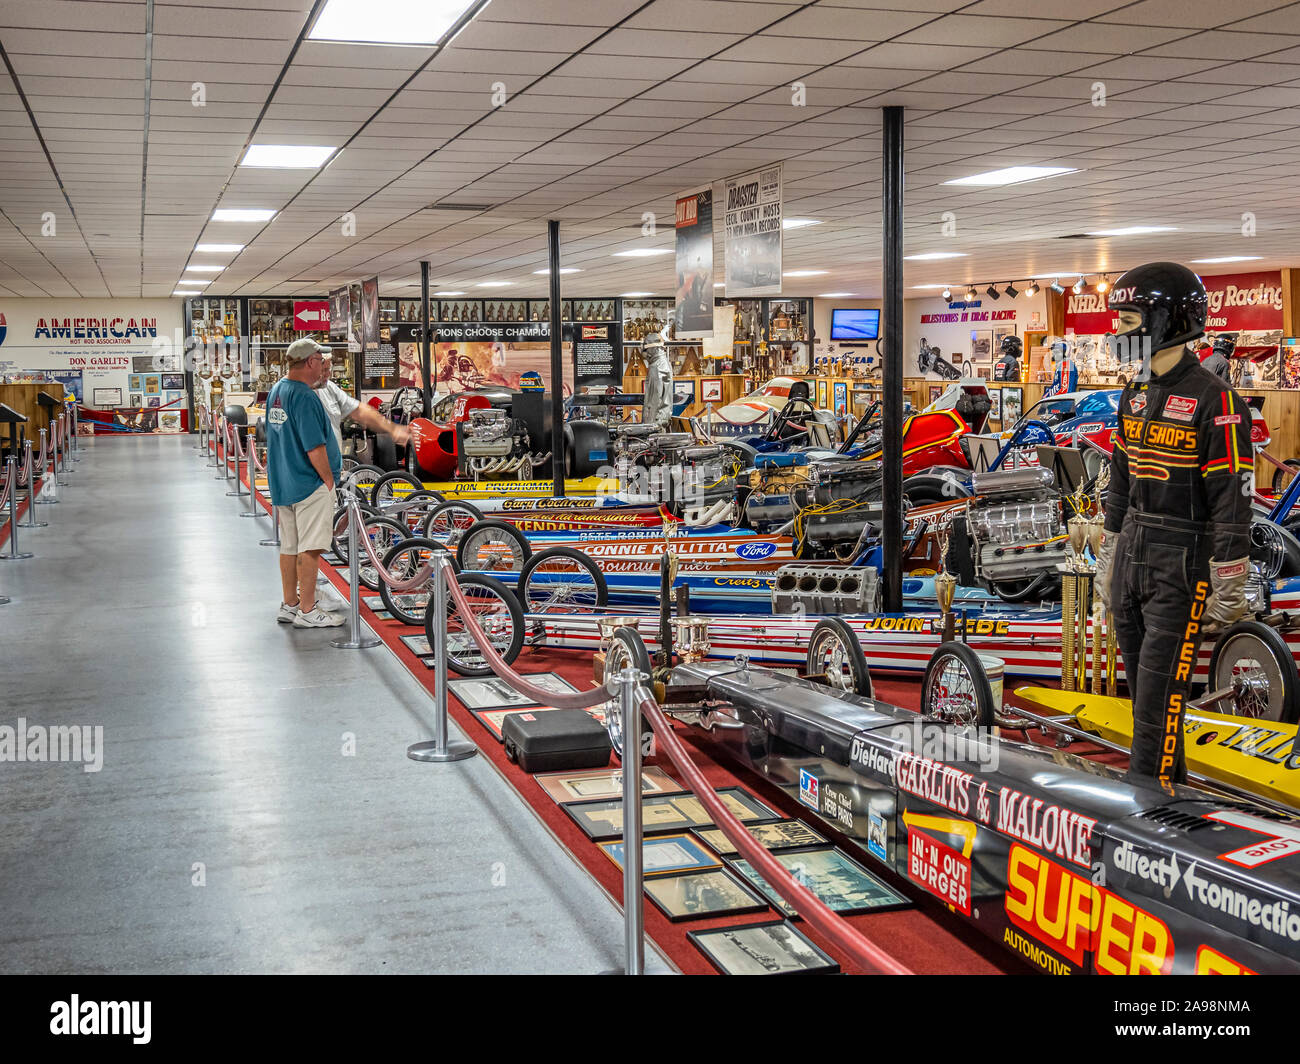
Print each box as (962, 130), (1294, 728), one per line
(935, 569), (957, 643)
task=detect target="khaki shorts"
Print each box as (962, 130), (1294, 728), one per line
(278, 483), (334, 555)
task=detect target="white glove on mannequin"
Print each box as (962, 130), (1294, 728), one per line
(1094, 533), (1116, 611)
(1205, 557), (1250, 627)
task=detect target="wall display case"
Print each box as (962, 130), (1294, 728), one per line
(189, 296), (241, 346)
(622, 299), (672, 342)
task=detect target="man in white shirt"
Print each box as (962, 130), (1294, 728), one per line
(312, 359), (411, 452)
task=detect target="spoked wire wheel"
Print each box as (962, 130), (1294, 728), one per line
(456, 519), (533, 573)
(378, 537), (459, 626)
(602, 626), (653, 760)
(352, 516), (409, 592)
(425, 573), (524, 677)
(370, 470), (424, 509)
(422, 501), (484, 546)
(340, 464), (384, 501)
(331, 502), (379, 565)
(390, 489), (446, 535)
(518, 547), (607, 615)
(805, 617), (872, 697)
(921, 642), (994, 728)
(1207, 621), (1300, 723)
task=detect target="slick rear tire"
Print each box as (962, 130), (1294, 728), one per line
(373, 433), (399, 472)
(806, 617), (873, 698)
(603, 625), (654, 761)
(1207, 620), (1300, 724)
(921, 642), (995, 729)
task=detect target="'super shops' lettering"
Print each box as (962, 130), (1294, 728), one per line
(997, 788), (1097, 868)
(1195, 945), (1256, 975)
(1005, 844), (1174, 973)
(1146, 423), (1198, 449)
(896, 752), (971, 816)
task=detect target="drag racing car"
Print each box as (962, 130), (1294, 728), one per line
(601, 627), (1300, 974)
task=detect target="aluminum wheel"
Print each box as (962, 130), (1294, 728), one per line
(921, 642), (994, 729)
(805, 617), (872, 697)
(457, 519), (532, 573)
(1209, 624), (1297, 722)
(426, 573), (524, 677)
(519, 547), (607, 614)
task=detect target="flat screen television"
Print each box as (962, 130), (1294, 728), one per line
(829, 308), (880, 341)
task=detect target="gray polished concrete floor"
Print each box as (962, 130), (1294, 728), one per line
(0, 434), (666, 974)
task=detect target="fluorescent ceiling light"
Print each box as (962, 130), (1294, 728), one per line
(621, 292), (653, 297)
(1192, 256), (1262, 264)
(783, 270), (827, 277)
(945, 165), (1077, 187)
(433, 290), (464, 296)
(196, 243), (244, 253)
(1085, 226), (1176, 236)
(185, 265), (224, 273)
(175, 281), (209, 287)
(241, 144), (336, 169)
(713, 282), (724, 288)
(533, 268), (581, 275)
(173, 291), (208, 296)
(817, 292), (855, 298)
(212, 208), (276, 222)
(613, 248), (672, 257)
(309, 0), (479, 45)
(476, 281), (512, 288)
(905, 252), (966, 261)
(782, 218), (822, 230)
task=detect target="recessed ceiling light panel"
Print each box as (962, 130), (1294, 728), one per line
(309, 0), (480, 45)
(612, 248), (672, 258)
(904, 252), (966, 260)
(241, 145), (336, 169)
(212, 209), (276, 222)
(944, 165), (1077, 187)
(196, 244), (244, 253)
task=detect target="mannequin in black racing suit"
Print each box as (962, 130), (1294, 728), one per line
(993, 334), (1021, 381)
(1200, 334), (1235, 382)
(1094, 262), (1254, 788)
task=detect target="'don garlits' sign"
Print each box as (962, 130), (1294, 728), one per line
(1064, 270), (1284, 334)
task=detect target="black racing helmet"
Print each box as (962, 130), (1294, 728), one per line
(1107, 261), (1207, 351)
(998, 334), (1022, 358)
(1212, 333), (1237, 357)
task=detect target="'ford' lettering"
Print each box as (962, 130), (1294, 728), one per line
(735, 541), (777, 560)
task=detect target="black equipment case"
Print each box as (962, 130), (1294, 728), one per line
(502, 709), (611, 773)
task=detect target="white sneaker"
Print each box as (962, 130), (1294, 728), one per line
(293, 606), (346, 628)
(277, 602), (300, 624)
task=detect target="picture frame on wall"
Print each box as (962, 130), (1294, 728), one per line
(928, 385), (942, 405)
(700, 377), (723, 403)
(161, 373), (185, 391)
(144, 375), (161, 395)
(92, 387), (123, 407)
(146, 396), (161, 408)
(128, 374), (142, 391)
(816, 379), (828, 407)
(992, 324), (1016, 354)
(1003, 386), (1023, 424)
(970, 330), (993, 363)
(833, 380), (847, 416)
(989, 388), (1002, 422)
(130, 394), (143, 408)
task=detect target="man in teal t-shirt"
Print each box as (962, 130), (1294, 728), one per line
(266, 338), (344, 628)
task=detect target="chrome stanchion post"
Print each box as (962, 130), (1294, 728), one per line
(55, 415), (69, 481)
(259, 504), (281, 547)
(34, 429), (58, 505)
(2, 457), (33, 560)
(619, 665), (645, 975)
(331, 494), (380, 651)
(206, 411), (218, 467)
(226, 426), (245, 497)
(69, 404), (81, 461)
(18, 443), (46, 528)
(214, 418), (228, 478)
(408, 555), (477, 763)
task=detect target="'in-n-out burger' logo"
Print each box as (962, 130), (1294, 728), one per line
(997, 787), (1097, 867)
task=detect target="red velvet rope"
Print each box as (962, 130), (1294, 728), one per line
(637, 691), (912, 974)
(36, 428), (47, 475)
(18, 442), (32, 488)
(435, 560), (911, 972)
(0, 461), (11, 511)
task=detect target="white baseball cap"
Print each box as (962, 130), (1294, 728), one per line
(286, 337), (331, 362)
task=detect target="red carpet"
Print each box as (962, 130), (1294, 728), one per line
(233, 447), (1031, 973)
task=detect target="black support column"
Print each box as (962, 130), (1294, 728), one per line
(881, 106), (905, 613)
(547, 219), (565, 497)
(419, 260), (432, 418)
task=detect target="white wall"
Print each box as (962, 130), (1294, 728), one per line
(0, 298), (185, 407)
(902, 290), (1047, 379)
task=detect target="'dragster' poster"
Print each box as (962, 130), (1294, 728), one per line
(723, 164), (782, 298)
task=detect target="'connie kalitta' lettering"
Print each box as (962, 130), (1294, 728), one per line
(0, 718), (104, 773)
(996, 787), (1096, 868)
(895, 751), (972, 816)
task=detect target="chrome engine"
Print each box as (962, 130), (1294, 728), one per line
(615, 430), (732, 509)
(950, 466), (1068, 589)
(461, 408), (550, 479)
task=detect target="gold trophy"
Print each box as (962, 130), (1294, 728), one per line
(1087, 517), (1117, 695)
(1061, 515), (1091, 691)
(935, 569), (957, 644)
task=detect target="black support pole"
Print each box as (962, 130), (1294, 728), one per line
(881, 106), (905, 614)
(547, 219), (565, 498)
(420, 260), (432, 418)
